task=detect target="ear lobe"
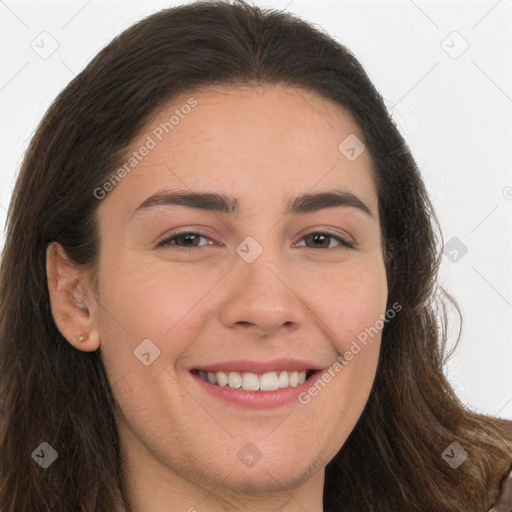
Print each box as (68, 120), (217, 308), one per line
(46, 242), (99, 352)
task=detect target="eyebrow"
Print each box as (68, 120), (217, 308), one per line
(130, 188), (373, 219)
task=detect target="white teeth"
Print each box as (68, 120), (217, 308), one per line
(228, 372), (241, 388)
(198, 369), (310, 390)
(216, 371), (228, 387)
(259, 371), (279, 391)
(241, 372), (259, 390)
(278, 371), (289, 388)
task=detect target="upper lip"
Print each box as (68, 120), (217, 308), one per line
(191, 358), (324, 374)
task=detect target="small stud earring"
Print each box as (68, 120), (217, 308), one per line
(77, 332), (89, 343)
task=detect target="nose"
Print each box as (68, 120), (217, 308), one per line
(219, 252), (307, 337)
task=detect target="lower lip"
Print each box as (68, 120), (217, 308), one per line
(190, 370), (323, 409)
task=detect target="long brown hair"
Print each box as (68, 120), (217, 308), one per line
(1, 1), (510, 510)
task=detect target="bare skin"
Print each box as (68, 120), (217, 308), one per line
(47, 84), (388, 512)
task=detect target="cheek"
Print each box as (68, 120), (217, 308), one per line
(292, 261), (387, 460)
(311, 258), (388, 350)
(96, 259), (225, 354)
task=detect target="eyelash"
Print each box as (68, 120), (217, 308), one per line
(156, 230), (355, 252)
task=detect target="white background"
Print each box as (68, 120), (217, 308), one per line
(1, 0), (511, 419)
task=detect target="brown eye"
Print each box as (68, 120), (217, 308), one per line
(157, 232), (213, 250)
(294, 231), (354, 250)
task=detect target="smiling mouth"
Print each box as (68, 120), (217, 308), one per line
(191, 369), (316, 391)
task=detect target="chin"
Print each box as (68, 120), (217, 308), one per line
(206, 452), (321, 495)
(220, 465), (314, 497)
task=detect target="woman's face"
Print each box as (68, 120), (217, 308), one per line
(90, 84), (388, 507)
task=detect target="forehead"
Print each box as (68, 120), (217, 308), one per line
(100, 84), (378, 219)
(140, 83), (367, 166)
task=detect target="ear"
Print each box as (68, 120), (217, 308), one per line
(46, 242), (100, 352)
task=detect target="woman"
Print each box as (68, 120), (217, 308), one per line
(0, 1), (510, 510)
